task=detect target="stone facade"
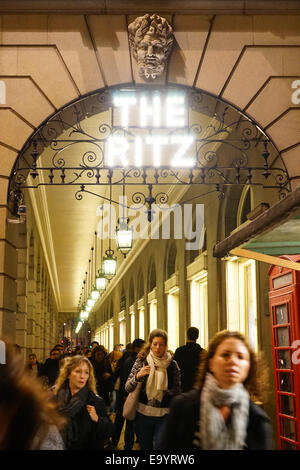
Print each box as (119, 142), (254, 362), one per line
(0, 5), (300, 447)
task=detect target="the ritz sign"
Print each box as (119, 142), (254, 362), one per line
(107, 90), (195, 168)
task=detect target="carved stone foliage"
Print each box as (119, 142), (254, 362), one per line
(128, 14), (174, 81)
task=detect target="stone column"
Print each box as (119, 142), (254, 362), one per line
(16, 224), (28, 360)
(156, 245), (166, 330)
(178, 239), (187, 346)
(26, 235), (36, 354)
(44, 283), (51, 355)
(34, 260), (42, 359)
(0, 202), (18, 348)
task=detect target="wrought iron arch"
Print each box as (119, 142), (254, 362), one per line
(8, 83), (291, 221)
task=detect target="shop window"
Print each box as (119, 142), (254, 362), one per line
(190, 272), (208, 348)
(139, 307), (145, 340)
(167, 289), (179, 354)
(130, 310), (135, 343)
(226, 258), (258, 351)
(109, 323), (114, 351)
(119, 320), (126, 346)
(149, 301), (157, 332)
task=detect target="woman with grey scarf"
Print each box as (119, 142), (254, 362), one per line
(160, 330), (272, 450)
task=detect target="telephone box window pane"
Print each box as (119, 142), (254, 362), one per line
(277, 350), (291, 370)
(276, 327), (290, 347)
(280, 395), (294, 416)
(279, 372), (293, 393)
(273, 273), (292, 289)
(281, 418), (296, 441)
(282, 440), (297, 450)
(275, 304), (289, 325)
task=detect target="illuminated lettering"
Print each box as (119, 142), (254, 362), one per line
(134, 136), (143, 166)
(140, 93), (161, 127)
(146, 136), (168, 167)
(166, 94), (186, 127)
(109, 90), (194, 167)
(171, 135), (195, 167)
(107, 136), (129, 166)
(113, 91), (137, 127)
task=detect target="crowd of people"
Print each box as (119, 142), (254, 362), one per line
(0, 327), (272, 450)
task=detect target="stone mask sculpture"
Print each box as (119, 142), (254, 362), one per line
(128, 14), (174, 81)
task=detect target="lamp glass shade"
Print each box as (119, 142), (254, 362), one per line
(103, 258), (117, 277)
(80, 310), (88, 320)
(96, 276), (106, 291)
(87, 298), (95, 308)
(75, 321), (83, 334)
(84, 304), (92, 313)
(116, 229), (132, 252)
(91, 289), (100, 300)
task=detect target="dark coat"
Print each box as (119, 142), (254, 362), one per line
(39, 358), (60, 386)
(173, 342), (203, 392)
(160, 388), (272, 450)
(113, 351), (138, 398)
(91, 358), (113, 406)
(55, 385), (114, 450)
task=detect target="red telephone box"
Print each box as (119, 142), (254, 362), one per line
(268, 255), (300, 450)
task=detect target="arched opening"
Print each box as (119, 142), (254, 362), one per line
(5, 83), (290, 354)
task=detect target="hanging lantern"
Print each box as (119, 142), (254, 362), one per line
(75, 321), (83, 334)
(87, 297), (95, 308)
(103, 248), (117, 279)
(80, 310), (89, 321)
(116, 217), (133, 258)
(96, 270), (106, 291)
(91, 288), (100, 300)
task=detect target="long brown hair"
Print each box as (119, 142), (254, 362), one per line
(54, 355), (97, 395)
(194, 330), (269, 403)
(138, 328), (168, 361)
(0, 340), (65, 450)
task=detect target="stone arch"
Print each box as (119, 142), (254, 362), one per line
(120, 283), (126, 312)
(128, 277), (135, 307)
(237, 185), (253, 226)
(166, 241), (178, 280)
(148, 260), (157, 293)
(137, 269), (144, 300)
(1, 14), (299, 349)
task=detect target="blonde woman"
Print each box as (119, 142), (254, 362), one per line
(125, 329), (181, 450)
(160, 330), (272, 450)
(52, 355), (114, 450)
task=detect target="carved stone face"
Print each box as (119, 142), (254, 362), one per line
(128, 14), (173, 81)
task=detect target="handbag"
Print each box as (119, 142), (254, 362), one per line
(122, 382), (142, 420)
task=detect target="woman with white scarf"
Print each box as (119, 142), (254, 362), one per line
(160, 330), (272, 450)
(125, 329), (181, 450)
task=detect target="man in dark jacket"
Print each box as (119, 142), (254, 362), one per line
(112, 338), (145, 450)
(39, 348), (61, 387)
(173, 327), (203, 392)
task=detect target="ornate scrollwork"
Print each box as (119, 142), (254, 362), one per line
(8, 85), (292, 219)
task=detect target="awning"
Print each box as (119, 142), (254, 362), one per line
(213, 186), (300, 272)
